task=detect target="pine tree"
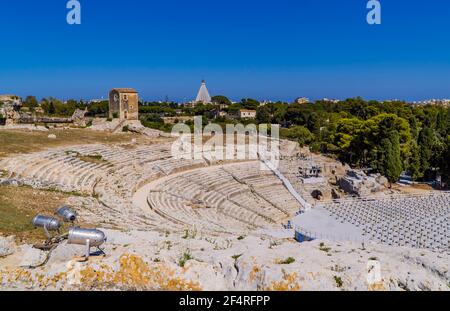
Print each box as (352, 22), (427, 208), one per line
(381, 130), (403, 186)
(48, 102), (56, 115)
(408, 141), (423, 180)
(418, 127), (435, 172)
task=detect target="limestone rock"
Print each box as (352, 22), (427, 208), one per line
(18, 245), (47, 268)
(70, 109), (87, 127)
(0, 179), (23, 187)
(1, 231), (449, 291)
(126, 121), (163, 138)
(0, 236), (16, 258)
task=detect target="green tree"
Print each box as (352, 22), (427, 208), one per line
(211, 95), (231, 106)
(23, 96), (38, 109)
(440, 136), (450, 185)
(87, 101), (109, 116)
(380, 131), (403, 186)
(418, 127), (436, 173)
(256, 106), (270, 124)
(330, 117), (364, 164)
(408, 141), (423, 180)
(47, 102), (56, 115)
(284, 126), (315, 147)
(240, 98), (260, 110)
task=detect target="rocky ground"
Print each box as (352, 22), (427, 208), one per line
(0, 129), (448, 291)
(1, 230), (449, 291)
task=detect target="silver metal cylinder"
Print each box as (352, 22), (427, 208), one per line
(68, 227), (106, 247)
(32, 215), (61, 231)
(55, 205), (77, 222)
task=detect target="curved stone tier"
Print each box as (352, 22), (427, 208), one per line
(138, 162), (301, 234)
(0, 143), (301, 234)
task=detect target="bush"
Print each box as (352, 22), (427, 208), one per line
(319, 242), (331, 252)
(310, 142), (322, 153)
(179, 251), (194, 267)
(334, 276), (343, 288)
(141, 120), (173, 133)
(87, 100), (108, 116)
(283, 126), (315, 147)
(278, 257), (295, 265)
(231, 254), (243, 261)
(145, 114), (163, 123)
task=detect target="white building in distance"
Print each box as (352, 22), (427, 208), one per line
(195, 80), (212, 104)
(295, 97), (310, 105)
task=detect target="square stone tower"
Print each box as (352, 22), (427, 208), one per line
(109, 88), (139, 120)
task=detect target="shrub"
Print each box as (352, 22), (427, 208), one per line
(334, 276), (343, 288)
(278, 257), (295, 265)
(319, 242), (331, 252)
(310, 142), (322, 153)
(231, 254), (243, 261)
(179, 251), (193, 267)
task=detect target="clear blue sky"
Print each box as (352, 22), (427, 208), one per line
(0, 0), (449, 102)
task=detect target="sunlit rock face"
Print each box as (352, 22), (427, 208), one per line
(1, 230), (449, 291)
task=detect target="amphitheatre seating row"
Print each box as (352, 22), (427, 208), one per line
(0, 143), (302, 234)
(147, 191), (254, 233)
(222, 163), (300, 214)
(145, 163), (302, 233)
(0, 143), (199, 192)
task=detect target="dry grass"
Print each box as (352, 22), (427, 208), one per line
(0, 129), (146, 158)
(64, 151), (110, 165)
(0, 185), (92, 243)
(411, 183), (435, 191)
(391, 183), (435, 195)
(0, 128), (171, 242)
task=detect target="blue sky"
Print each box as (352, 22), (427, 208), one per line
(0, 0), (449, 102)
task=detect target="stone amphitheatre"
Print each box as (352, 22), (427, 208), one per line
(0, 123), (449, 291)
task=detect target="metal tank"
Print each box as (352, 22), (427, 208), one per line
(32, 215), (61, 231)
(55, 205), (77, 222)
(68, 227), (106, 247)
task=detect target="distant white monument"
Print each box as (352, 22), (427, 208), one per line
(195, 80), (212, 104)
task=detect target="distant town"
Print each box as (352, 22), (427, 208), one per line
(1, 80), (449, 127)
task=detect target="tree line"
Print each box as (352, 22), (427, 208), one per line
(260, 98), (449, 185)
(21, 96), (109, 117)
